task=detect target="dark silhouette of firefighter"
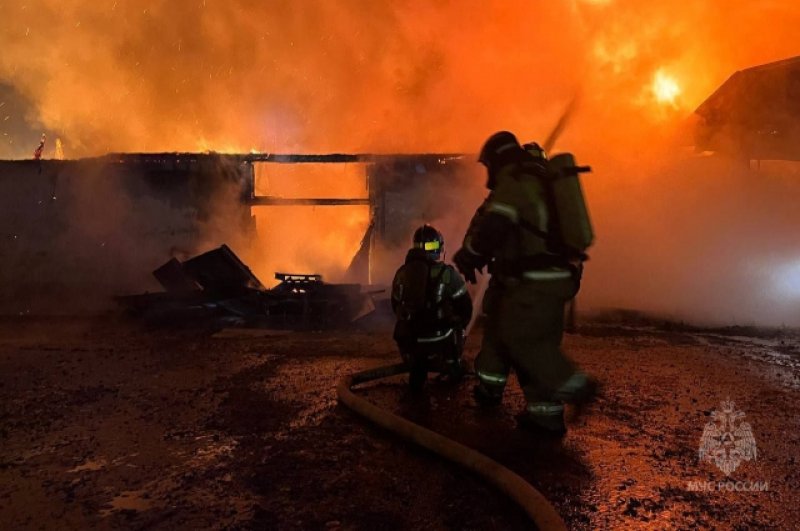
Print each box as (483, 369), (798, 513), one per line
(392, 224), (473, 390)
(453, 131), (597, 435)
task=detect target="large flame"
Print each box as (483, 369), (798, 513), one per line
(652, 69), (681, 107)
(2, 1), (797, 158)
(6, 1), (799, 156)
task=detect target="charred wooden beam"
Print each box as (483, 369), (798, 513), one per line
(103, 152), (466, 165)
(244, 153), (465, 164)
(249, 196), (370, 206)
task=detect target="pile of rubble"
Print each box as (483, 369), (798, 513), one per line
(117, 245), (379, 329)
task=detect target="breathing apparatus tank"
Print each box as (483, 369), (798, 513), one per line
(546, 152), (594, 258)
(523, 143), (593, 259)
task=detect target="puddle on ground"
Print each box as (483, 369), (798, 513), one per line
(189, 438), (238, 466)
(665, 332), (800, 388)
(99, 489), (153, 517)
(68, 458), (107, 473)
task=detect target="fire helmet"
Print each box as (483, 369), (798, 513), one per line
(478, 131), (528, 189)
(522, 141), (547, 160)
(478, 131), (521, 168)
(412, 224), (445, 260)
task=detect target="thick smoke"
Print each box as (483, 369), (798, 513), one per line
(2, 1), (800, 324)
(583, 155), (800, 326)
(0, 0), (587, 155)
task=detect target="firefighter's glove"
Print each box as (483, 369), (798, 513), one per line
(453, 247), (486, 284)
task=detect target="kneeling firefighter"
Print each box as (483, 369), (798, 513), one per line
(392, 224), (473, 389)
(453, 131), (597, 435)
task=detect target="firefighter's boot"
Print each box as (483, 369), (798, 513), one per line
(473, 383), (503, 407)
(552, 372), (600, 414)
(517, 402), (567, 437)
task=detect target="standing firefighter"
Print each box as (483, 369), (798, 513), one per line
(453, 131), (597, 435)
(392, 224), (473, 390)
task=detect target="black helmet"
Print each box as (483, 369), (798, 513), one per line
(478, 131), (521, 168)
(412, 224), (444, 260)
(522, 141), (547, 160)
(479, 131), (528, 189)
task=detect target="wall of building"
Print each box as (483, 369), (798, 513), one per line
(0, 153), (485, 313)
(0, 157), (253, 313)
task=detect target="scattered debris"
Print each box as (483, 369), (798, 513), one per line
(117, 245), (381, 329)
(181, 244), (265, 296)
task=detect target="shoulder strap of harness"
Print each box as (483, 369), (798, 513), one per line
(426, 264), (448, 303)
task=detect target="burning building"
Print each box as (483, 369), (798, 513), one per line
(0, 152), (473, 314)
(694, 55), (800, 162)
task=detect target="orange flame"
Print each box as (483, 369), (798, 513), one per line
(652, 69), (681, 107)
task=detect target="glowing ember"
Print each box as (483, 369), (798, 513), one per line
(652, 69), (681, 106)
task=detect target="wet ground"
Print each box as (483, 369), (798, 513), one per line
(1, 315), (799, 529)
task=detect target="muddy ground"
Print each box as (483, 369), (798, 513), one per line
(1, 314), (799, 530)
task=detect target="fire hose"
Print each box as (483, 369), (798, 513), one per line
(336, 363), (567, 530)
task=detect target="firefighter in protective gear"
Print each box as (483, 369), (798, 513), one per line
(392, 225), (473, 390)
(453, 131), (596, 435)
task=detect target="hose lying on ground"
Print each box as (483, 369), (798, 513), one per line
(336, 363), (567, 531)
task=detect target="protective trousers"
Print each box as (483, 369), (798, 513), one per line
(474, 276), (580, 428)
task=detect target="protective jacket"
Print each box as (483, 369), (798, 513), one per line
(391, 248), (472, 343)
(463, 159), (573, 282)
